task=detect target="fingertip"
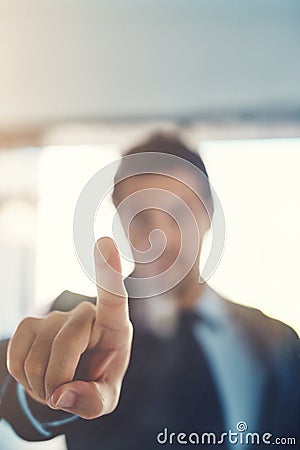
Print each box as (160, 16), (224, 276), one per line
(95, 237), (122, 275)
(95, 236), (114, 264)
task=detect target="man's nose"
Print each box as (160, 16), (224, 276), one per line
(151, 214), (180, 246)
(151, 211), (173, 231)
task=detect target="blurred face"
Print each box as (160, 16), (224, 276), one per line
(115, 170), (210, 292)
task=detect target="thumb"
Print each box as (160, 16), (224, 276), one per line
(50, 380), (116, 419)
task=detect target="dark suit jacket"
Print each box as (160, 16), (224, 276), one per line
(1, 290), (299, 450)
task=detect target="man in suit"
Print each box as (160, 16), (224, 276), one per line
(0, 134), (299, 449)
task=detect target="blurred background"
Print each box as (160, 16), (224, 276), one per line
(0, 0), (300, 448)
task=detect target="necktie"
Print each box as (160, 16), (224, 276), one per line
(172, 309), (226, 447)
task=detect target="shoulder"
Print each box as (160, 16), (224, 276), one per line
(222, 296), (299, 358)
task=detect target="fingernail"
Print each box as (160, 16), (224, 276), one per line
(55, 390), (77, 409)
(96, 237), (112, 264)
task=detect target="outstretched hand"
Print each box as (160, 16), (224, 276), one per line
(7, 237), (133, 419)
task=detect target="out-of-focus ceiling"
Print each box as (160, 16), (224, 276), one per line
(1, 0), (300, 127)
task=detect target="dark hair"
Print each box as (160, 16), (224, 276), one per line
(112, 132), (213, 215)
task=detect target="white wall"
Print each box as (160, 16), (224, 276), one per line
(1, 0), (300, 126)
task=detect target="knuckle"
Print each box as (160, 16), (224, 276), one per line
(15, 316), (37, 333)
(98, 295), (126, 308)
(53, 306), (95, 350)
(53, 330), (77, 352)
(24, 357), (45, 377)
(75, 301), (95, 315)
(45, 310), (67, 321)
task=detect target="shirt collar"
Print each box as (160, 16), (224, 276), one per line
(195, 284), (229, 330)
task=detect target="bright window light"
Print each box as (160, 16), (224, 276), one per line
(35, 145), (121, 306)
(201, 138), (300, 335)
(35, 140), (300, 336)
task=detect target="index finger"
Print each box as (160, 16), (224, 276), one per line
(94, 237), (129, 332)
